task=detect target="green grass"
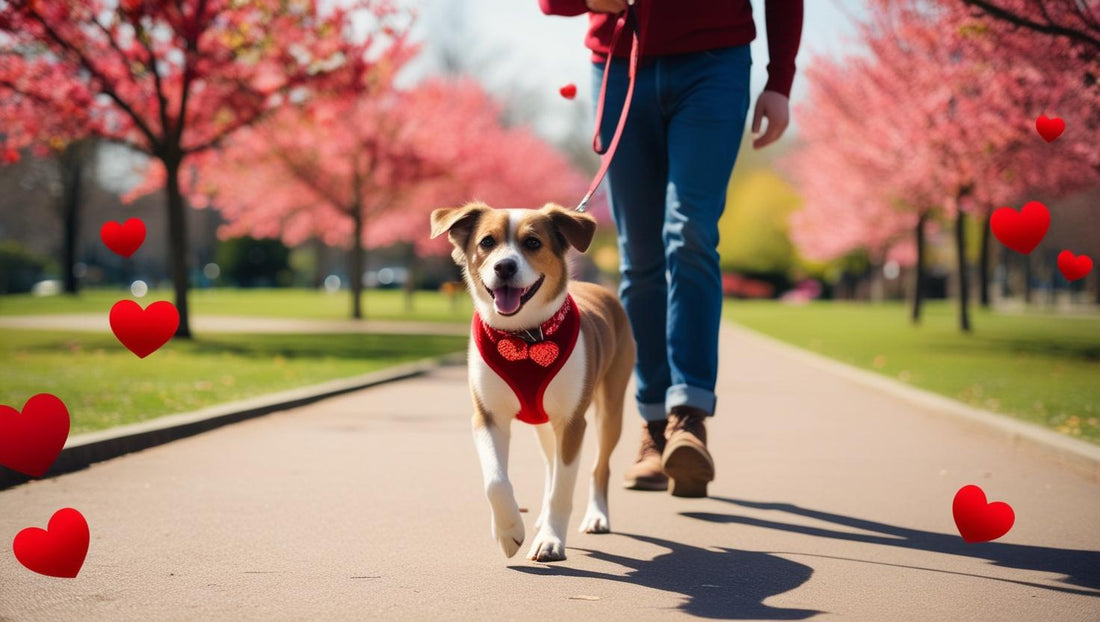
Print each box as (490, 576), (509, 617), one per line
(0, 288), (473, 322)
(0, 330), (467, 435)
(723, 300), (1100, 443)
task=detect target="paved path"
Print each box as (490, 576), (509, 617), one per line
(0, 314), (467, 335)
(1, 324), (1097, 621)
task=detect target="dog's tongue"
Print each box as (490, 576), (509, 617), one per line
(493, 287), (522, 315)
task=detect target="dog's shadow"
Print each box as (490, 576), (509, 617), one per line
(511, 497), (1100, 620)
(511, 531), (820, 620)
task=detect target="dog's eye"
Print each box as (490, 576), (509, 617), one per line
(523, 237), (541, 250)
(479, 236), (496, 249)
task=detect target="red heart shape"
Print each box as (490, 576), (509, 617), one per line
(990, 201), (1049, 254)
(1035, 115), (1065, 143)
(0, 394), (70, 477)
(529, 341), (559, 367)
(1057, 250), (1093, 282)
(109, 300), (179, 358)
(13, 508), (90, 578)
(497, 336), (528, 362)
(953, 484), (1014, 543)
(559, 83), (577, 100)
(100, 218), (146, 258)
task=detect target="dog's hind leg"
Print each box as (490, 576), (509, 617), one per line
(580, 359), (628, 534)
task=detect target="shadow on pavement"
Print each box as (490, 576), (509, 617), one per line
(686, 497), (1100, 596)
(511, 532), (821, 620)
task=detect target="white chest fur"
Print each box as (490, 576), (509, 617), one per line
(469, 327), (588, 428)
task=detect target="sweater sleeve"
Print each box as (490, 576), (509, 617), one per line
(539, 0), (589, 16)
(763, 0), (804, 97)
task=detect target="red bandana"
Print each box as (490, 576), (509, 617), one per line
(473, 295), (581, 425)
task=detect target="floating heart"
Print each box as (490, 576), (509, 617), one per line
(100, 218), (146, 258)
(109, 300), (179, 358)
(1057, 250), (1093, 282)
(953, 484), (1014, 543)
(0, 394), (70, 477)
(559, 83), (577, 100)
(529, 341), (559, 367)
(497, 336), (528, 362)
(1035, 115), (1065, 142)
(13, 508), (90, 578)
(990, 201), (1049, 254)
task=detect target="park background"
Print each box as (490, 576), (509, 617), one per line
(0, 0), (1098, 445)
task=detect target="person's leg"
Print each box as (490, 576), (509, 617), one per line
(661, 45), (752, 418)
(592, 59), (670, 424)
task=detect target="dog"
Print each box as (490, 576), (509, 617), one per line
(430, 201), (635, 562)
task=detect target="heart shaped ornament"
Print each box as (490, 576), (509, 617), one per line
(0, 394), (70, 477)
(99, 218), (146, 258)
(1035, 115), (1065, 142)
(109, 300), (180, 358)
(990, 201), (1049, 254)
(559, 83), (577, 100)
(953, 484), (1014, 543)
(1058, 250), (1093, 282)
(13, 508), (90, 578)
(497, 337), (528, 362)
(529, 341), (560, 367)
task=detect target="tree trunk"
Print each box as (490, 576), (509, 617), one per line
(57, 141), (91, 295)
(164, 154), (192, 338)
(350, 206), (364, 319)
(979, 208), (991, 308)
(404, 242), (417, 313)
(313, 237), (326, 289)
(1023, 251), (1032, 305)
(911, 211), (927, 325)
(955, 208), (971, 333)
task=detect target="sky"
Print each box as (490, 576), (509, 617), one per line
(412, 0), (870, 142)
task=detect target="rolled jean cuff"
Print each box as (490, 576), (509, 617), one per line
(666, 384), (717, 417)
(637, 401), (668, 423)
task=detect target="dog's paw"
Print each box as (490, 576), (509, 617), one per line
(492, 513), (525, 558)
(579, 509), (610, 534)
(526, 531), (566, 562)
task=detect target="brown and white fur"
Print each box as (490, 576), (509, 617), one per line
(430, 201), (635, 562)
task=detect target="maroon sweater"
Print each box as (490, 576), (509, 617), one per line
(538, 0), (803, 97)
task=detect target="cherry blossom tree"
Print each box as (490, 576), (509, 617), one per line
(135, 74), (588, 319)
(1, 0), (411, 336)
(785, 0), (1098, 328)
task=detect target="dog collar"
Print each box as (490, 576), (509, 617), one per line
(473, 295), (581, 425)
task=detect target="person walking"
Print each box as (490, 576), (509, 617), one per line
(538, 0), (803, 497)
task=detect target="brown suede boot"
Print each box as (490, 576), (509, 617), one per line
(623, 420), (668, 491)
(662, 408), (715, 498)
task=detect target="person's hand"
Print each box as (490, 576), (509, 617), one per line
(751, 90), (790, 150)
(586, 0), (627, 13)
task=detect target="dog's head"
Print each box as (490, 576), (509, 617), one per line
(430, 202), (597, 329)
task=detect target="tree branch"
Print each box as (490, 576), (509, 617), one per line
(959, 0), (1100, 51)
(22, 9), (162, 151)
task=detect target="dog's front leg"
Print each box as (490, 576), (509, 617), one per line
(473, 418), (524, 558)
(527, 416), (585, 562)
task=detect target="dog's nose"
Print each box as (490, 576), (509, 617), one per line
(494, 259), (517, 280)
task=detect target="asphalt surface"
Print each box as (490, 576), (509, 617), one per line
(1, 324), (1097, 621)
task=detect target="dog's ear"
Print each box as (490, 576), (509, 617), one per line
(541, 203), (597, 253)
(430, 203), (488, 264)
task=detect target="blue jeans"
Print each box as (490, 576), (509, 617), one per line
(593, 45), (751, 422)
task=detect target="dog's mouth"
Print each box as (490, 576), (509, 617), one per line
(486, 275), (544, 316)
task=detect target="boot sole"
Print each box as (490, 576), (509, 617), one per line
(662, 442), (714, 498)
(623, 476), (669, 491)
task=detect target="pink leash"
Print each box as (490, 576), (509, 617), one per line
(576, 2), (644, 213)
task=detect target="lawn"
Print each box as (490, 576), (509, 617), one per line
(0, 330), (468, 435)
(723, 300), (1100, 443)
(0, 287), (474, 322)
